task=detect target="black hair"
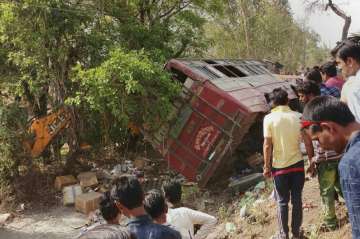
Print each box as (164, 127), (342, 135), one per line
(162, 180), (182, 205)
(320, 61), (337, 77)
(296, 81), (320, 97)
(144, 189), (167, 219)
(303, 96), (355, 126)
(270, 88), (288, 106)
(111, 176), (143, 209)
(331, 35), (360, 63)
(100, 191), (119, 221)
(305, 69), (322, 84)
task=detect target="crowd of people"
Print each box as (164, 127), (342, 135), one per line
(263, 34), (360, 239)
(78, 176), (217, 239)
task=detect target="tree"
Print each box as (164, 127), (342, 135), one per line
(206, 0), (329, 71)
(0, 0), (220, 158)
(305, 0), (351, 40)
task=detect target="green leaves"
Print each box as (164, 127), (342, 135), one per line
(71, 48), (181, 132)
(206, 0), (329, 72)
(0, 101), (28, 182)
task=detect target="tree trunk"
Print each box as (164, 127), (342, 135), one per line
(239, 0), (250, 57)
(326, 0), (351, 40)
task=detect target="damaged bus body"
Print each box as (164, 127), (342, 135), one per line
(146, 59), (298, 187)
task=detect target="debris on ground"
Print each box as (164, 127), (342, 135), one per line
(303, 202), (317, 211)
(0, 213), (13, 225)
(77, 172), (98, 188)
(16, 203), (25, 213)
(240, 205), (248, 218)
(55, 175), (78, 191)
(228, 173), (264, 193)
(225, 222), (236, 233)
(63, 185), (83, 206)
(75, 192), (103, 214)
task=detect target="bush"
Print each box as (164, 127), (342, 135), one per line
(0, 101), (27, 184)
(69, 48), (181, 143)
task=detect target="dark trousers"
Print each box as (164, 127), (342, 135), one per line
(274, 171), (305, 238)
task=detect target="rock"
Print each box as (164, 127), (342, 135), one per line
(240, 205), (248, 218)
(0, 213), (13, 225)
(54, 175), (77, 191)
(78, 172), (98, 188)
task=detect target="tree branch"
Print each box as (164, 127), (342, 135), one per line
(173, 40), (190, 58)
(326, 0), (351, 40)
(153, 0), (191, 23)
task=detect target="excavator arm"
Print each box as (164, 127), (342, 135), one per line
(24, 107), (71, 158)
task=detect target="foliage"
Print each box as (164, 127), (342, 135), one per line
(0, 101), (28, 184)
(70, 48), (181, 135)
(0, 0), (217, 148)
(206, 0), (330, 72)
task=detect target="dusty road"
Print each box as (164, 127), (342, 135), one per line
(0, 177), (352, 239)
(0, 206), (87, 239)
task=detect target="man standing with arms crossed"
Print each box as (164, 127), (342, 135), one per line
(263, 88), (314, 239)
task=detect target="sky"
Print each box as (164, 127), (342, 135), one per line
(288, 0), (360, 48)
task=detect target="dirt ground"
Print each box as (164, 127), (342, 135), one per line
(0, 207), (87, 239)
(209, 177), (352, 239)
(0, 176), (352, 239)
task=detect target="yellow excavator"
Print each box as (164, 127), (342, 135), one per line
(23, 107), (71, 158)
(23, 106), (139, 158)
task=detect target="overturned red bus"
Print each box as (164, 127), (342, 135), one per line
(145, 59), (298, 187)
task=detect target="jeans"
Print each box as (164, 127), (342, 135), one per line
(339, 153), (360, 238)
(273, 171), (305, 238)
(317, 161), (342, 227)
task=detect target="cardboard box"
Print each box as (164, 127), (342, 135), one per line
(63, 184), (82, 206)
(54, 175), (77, 191)
(77, 172), (98, 188)
(75, 192), (102, 214)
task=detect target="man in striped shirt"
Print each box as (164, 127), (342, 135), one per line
(297, 81), (343, 230)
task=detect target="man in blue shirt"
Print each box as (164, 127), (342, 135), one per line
(111, 175), (181, 239)
(302, 96), (360, 238)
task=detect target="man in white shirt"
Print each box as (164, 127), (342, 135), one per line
(331, 35), (360, 121)
(162, 180), (217, 239)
